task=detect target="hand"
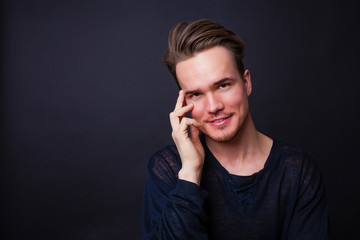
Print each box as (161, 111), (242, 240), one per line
(169, 90), (205, 185)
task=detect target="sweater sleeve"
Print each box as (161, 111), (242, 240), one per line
(142, 146), (209, 240)
(287, 153), (329, 240)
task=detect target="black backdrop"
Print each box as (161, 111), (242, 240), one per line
(1, 0), (359, 239)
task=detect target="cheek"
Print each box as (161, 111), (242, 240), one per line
(224, 89), (246, 107)
(189, 102), (204, 120)
(230, 96), (243, 107)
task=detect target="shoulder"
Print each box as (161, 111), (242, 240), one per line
(148, 145), (181, 168)
(274, 140), (322, 182)
(147, 145), (182, 183)
(275, 140), (312, 167)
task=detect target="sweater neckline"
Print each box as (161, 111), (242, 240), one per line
(201, 134), (279, 179)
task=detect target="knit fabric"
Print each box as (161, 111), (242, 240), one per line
(142, 139), (329, 239)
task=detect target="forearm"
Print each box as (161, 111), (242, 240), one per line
(143, 179), (209, 240)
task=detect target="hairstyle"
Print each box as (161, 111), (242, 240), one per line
(162, 19), (246, 88)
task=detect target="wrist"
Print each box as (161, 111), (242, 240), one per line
(178, 167), (202, 186)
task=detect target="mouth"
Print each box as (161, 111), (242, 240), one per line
(207, 114), (232, 127)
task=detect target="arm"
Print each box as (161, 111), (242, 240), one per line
(288, 154), (329, 239)
(142, 154), (208, 239)
(169, 90), (205, 186)
(142, 91), (209, 239)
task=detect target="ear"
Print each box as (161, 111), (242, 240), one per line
(243, 70), (252, 96)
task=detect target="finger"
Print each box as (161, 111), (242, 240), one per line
(174, 90), (185, 111)
(171, 117), (195, 142)
(179, 117), (201, 134)
(169, 103), (194, 129)
(172, 103), (194, 118)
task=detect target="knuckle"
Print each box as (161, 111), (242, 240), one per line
(182, 117), (190, 124)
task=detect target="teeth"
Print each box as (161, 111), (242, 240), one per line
(213, 119), (224, 123)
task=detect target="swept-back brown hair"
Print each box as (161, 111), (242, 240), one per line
(163, 19), (246, 88)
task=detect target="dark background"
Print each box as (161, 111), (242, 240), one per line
(1, 0), (359, 239)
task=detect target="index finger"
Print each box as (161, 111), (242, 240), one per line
(174, 90), (185, 110)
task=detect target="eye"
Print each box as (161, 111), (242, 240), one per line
(219, 83), (230, 89)
(190, 92), (201, 98)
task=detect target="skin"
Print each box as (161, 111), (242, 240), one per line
(169, 46), (273, 185)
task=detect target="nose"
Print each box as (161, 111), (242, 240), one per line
(207, 93), (224, 114)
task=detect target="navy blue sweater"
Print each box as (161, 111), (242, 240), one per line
(142, 140), (329, 239)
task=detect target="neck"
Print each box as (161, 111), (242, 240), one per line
(205, 114), (273, 175)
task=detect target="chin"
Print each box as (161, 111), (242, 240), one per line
(204, 128), (239, 143)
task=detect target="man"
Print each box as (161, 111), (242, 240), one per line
(142, 19), (329, 239)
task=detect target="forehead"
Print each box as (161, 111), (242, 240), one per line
(175, 46), (239, 89)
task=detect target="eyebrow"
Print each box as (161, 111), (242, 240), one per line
(184, 78), (234, 96)
(214, 78), (232, 85)
(184, 89), (200, 96)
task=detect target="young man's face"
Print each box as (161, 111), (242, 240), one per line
(176, 46), (252, 143)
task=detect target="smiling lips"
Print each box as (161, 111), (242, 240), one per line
(207, 114), (233, 127)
